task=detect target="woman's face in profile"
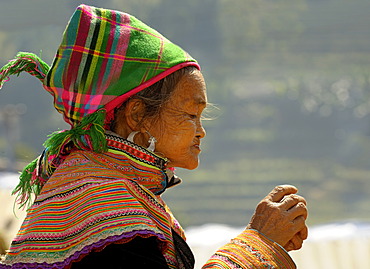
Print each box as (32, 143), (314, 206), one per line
(148, 70), (207, 170)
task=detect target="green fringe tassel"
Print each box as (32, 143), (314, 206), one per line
(12, 158), (40, 210)
(13, 110), (108, 209)
(2, 53), (107, 209)
(44, 109), (108, 156)
(0, 52), (50, 89)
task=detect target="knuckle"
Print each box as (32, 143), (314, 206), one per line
(297, 202), (306, 209)
(258, 199), (269, 207)
(257, 200), (281, 214)
(256, 200), (269, 211)
(281, 195), (295, 205)
(292, 194), (304, 202)
(286, 194), (307, 206)
(274, 185), (285, 192)
(287, 194), (299, 202)
(297, 195), (307, 205)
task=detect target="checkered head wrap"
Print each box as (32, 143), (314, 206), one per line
(0, 4), (200, 207)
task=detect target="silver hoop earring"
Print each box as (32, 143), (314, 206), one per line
(126, 131), (156, 152)
(127, 131), (139, 143)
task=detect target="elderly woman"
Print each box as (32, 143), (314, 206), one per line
(0, 5), (307, 269)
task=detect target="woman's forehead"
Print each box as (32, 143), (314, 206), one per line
(171, 71), (207, 105)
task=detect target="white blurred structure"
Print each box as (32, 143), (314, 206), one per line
(0, 172), (26, 253)
(290, 222), (370, 269)
(186, 222), (370, 269)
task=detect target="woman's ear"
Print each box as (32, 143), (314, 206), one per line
(124, 98), (146, 131)
(113, 99), (147, 140)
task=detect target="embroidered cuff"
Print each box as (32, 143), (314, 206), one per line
(203, 229), (296, 269)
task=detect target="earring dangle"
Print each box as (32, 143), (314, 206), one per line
(146, 131), (157, 152)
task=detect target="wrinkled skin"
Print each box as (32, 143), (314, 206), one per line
(247, 185), (308, 251)
(114, 69), (207, 170)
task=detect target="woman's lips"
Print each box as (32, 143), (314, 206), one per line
(193, 144), (201, 151)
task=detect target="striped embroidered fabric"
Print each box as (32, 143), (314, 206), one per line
(203, 230), (296, 269)
(2, 136), (184, 269)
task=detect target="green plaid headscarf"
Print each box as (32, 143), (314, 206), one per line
(0, 4), (199, 207)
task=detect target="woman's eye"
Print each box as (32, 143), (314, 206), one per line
(188, 113), (197, 119)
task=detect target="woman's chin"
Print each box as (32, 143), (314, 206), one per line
(180, 160), (200, 170)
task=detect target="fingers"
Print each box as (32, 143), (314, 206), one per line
(284, 233), (304, 251)
(275, 188), (308, 222)
(291, 235), (303, 249)
(284, 241), (295, 252)
(299, 226), (309, 240)
(266, 185), (298, 203)
(289, 203), (308, 222)
(281, 194), (307, 208)
(284, 227), (308, 251)
(280, 194), (308, 223)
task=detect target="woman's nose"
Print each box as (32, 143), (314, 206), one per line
(197, 121), (206, 139)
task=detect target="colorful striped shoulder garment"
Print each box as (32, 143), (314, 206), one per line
(0, 133), (296, 269)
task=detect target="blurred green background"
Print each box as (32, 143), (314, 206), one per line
(1, 0), (370, 228)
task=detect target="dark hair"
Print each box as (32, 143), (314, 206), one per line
(110, 66), (198, 130)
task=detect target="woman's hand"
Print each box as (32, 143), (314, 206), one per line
(246, 185), (308, 251)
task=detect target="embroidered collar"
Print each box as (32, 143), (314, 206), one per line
(106, 131), (168, 170)
(105, 131), (181, 194)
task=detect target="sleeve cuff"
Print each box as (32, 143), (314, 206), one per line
(203, 229), (296, 269)
(234, 229), (296, 268)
